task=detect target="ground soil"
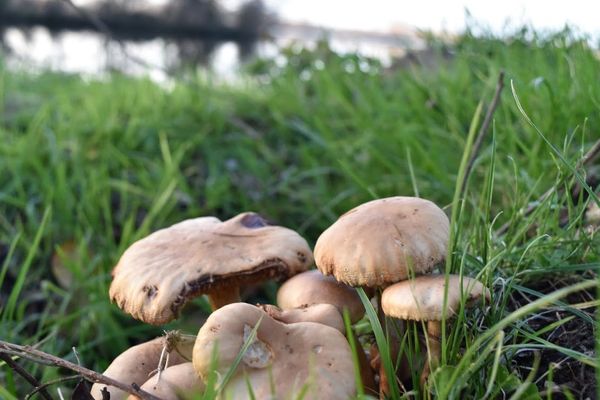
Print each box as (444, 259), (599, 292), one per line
(511, 278), (596, 400)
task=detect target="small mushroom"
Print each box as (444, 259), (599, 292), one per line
(127, 362), (204, 400)
(276, 270), (364, 323)
(258, 303), (345, 333)
(381, 274), (490, 385)
(586, 201), (600, 227)
(91, 335), (193, 400)
(193, 303), (356, 400)
(276, 270), (376, 394)
(110, 212), (313, 324)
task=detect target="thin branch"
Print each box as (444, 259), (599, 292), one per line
(495, 136), (600, 235)
(25, 375), (80, 400)
(0, 341), (162, 400)
(0, 353), (53, 400)
(459, 70), (505, 199)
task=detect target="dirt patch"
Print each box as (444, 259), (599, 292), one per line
(510, 279), (596, 399)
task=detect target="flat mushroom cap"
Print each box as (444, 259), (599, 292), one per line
(110, 212), (313, 325)
(277, 270), (365, 323)
(381, 275), (490, 321)
(193, 303), (356, 400)
(314, 196), (449, 287)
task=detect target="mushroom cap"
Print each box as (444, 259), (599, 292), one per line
(193, 303), (356, 400)
(314, 196), (449, 287)
(381, 274), (490, 321)
(110, 212), (313, 325)
(276, 270), (364, 323)
(127, 362), (204, 400)
(258, 303), (345, 333)
(586, 201), (600, 226)
(91, 336), (190, 400)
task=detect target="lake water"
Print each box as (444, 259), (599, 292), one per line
(1, 23), (421, 82)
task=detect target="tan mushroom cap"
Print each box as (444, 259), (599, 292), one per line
(193, 303), (356, 400)
(381, 274), (490, 321)
(277, 270), (365, 323)
(91, 336), (191, 400)
(110, 212), (313, 325)
(258, 303), (345, 333)
(127, 362), (204, 400)
(315, 196), (450, 287)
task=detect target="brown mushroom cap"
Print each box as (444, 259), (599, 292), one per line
(276, 270), (364, 323)
(193, 303), (356, 400)
(314, 197), (449, 287)
(127, 362), (204, 400)
(258, 303), (345, 333)
(381, 274), (490, 321)
(91, 336), (191, 400)
(110, 212), (313, 325)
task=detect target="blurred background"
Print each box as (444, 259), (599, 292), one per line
(1, 0), (598, 81)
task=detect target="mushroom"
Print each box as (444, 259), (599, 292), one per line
(192, 303), (356, 400)
(276, 270), (376, 393)
(314, 196), (449, 288)
(258, 303), (345, 333)
(110, 212), (313, 325)
(314, 196), (449, 393)
(91, 335), (193, 400)
(276, 270), (364, 323)
(127, 362), (204, 400)
(586, 201), (600, 227)
(381, 274), (490, 385)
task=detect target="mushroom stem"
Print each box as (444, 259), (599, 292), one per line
(420, 320), (442, 386)
(207, 287), (241, 310)
(351, 330), (377, 395)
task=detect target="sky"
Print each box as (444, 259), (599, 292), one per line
(74, 0), (597, 37)
(263, 0), (599, 36)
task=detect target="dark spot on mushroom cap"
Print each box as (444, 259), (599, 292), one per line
(297, 251), (307, 263)
(142, 285), (158, 299)
(240, 213), (270, 228)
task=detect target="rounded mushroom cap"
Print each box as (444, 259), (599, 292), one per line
(276, 270), (364, 323)
(90, 336), (190, 400)
(110, 212), (313, 325)
(381, 274), (490, 321)
(127, 362), (204, 400)
(258, 303), (345, 333)
(314, 196), (449, 287)
(193, 303), (356, 400)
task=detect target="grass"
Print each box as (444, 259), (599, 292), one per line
(0, 26), (599, 398)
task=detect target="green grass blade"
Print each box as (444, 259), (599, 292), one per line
(2, 207), (51, 322)
(357, 288), (400, 399)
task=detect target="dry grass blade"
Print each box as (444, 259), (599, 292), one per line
(460, 70), (505, 199)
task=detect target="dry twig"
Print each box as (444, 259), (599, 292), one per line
(0, 340), (162, 400)
(0, 353), (53, 400)
(459, 70), (505, 199)
(25, 375), (80, 400)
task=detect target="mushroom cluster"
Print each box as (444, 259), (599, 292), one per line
(94, 199), (490, 399)
(314, 196), (489, 392)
